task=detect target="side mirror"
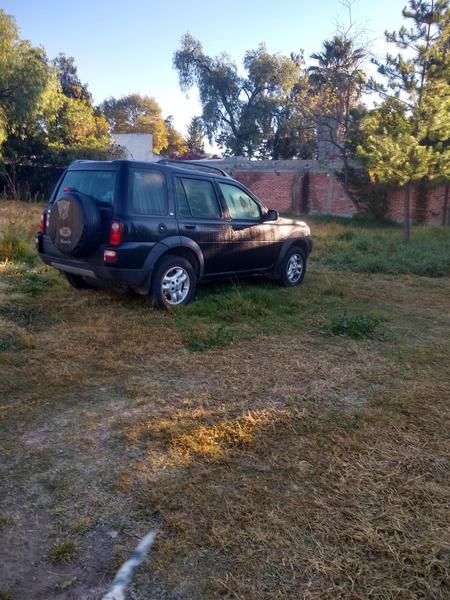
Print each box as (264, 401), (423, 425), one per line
(263, 209), (279, 222)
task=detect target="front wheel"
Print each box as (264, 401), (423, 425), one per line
(151, 255), (197, 309)
(279, 247), (306, 287)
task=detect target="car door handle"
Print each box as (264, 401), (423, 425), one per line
(184, 225), (196, 230)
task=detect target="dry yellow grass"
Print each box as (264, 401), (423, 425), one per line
(0, 203), (449, 599)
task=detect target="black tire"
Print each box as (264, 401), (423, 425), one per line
(279, 246), (306, 287)
(48, 192), (102, 258)
(150, 255), (197, 309)
(64, 272), (95, 290)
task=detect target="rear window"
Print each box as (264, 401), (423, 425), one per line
(58, 170), (116, 204)
(129, 169), (167, 215)
(175, 177), (222, 219)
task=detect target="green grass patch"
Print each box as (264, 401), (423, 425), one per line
(285, 212), (399, 229)
(0, 231), (35, 263)
(0, 304), (53, 330)
(322, 312), (382, 340)
(173, 280), (305, 351)
(314, 225), (450, 277)
(0, 337), (14, 354)
(0, 515), (15, 529)
(1, 262), (62, 296)
(47, 538), (79, 564)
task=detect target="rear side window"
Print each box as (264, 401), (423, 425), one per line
(58, 170), (116, 204)
(129, 169), (167, 215)
(175, 177), (222, 219)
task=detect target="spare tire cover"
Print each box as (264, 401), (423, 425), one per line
(48, 192), (103, 258)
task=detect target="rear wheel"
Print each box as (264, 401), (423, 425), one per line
(279, 247), (306, 287)
(64, 272), (95, 289)
(150, 255), (196, 309)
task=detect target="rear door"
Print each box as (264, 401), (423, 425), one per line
(174, 175), (235, 275)
(123, 166), (178, 253)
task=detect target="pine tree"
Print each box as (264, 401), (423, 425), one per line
(362, 1), (449, 242)
(186, 116), (205, 153)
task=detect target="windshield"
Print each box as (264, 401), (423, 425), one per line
(58, 170), (116, 204)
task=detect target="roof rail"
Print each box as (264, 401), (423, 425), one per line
(157, 159), (230, 177)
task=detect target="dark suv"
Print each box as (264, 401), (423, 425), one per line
(37, 159), (312, 307)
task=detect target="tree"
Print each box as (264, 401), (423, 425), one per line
(53, 53), (91, 102)
(186, 116), (205, 153)
(173, 34), (304, 158)
(360, 0), (449, 242)
(0, 12), (118, 173)
(99, 94), (169, 153)
(0, 9), (50, 154)
(161, 116), (188, 157)
(309, 33), (366, 162)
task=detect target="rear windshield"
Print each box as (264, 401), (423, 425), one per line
(57, 170), (116, 204)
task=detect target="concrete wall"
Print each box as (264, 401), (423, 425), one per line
(112, 133), (156, 162)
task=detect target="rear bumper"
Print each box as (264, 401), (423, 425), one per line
(36, 236), (149, 289)
(39, 252), (150, 287)
(36, 232), (154, 289)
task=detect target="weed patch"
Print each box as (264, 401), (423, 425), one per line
(0, 305), (53, 330)
(47, 539), (79, 564)
(1, 262), (62, 296)
(173, 281), (305, 350)
(314, 223), (450, 277)
(0, 337), (14, 353)
(178, 321), (237, 351)
(322, 312), (382, 339)
(0, 231), (34, 263)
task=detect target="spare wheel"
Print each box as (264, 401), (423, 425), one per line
(48, 192), (103, 258)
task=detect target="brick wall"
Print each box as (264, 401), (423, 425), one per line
(233, 171), (294, 212)
(201, 158), (449, 224)
(308, 173), (358, 216)
(386, 185), (448, 225)
(233, 170), (358, 216)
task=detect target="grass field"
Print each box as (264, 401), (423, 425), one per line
(0, 201), (449, 599)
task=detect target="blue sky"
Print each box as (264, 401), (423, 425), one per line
(2, 0), (408, 136)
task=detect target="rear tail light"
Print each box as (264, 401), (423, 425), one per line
(109, 220), (124, 246)
(104, 249), (118, 264)
(39, 211), (46, 233)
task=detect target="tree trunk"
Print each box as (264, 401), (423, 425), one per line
(403, 181), (411, 244)
(442, 181), (449, 226)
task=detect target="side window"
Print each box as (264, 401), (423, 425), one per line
(219, 183), (261, 220)
(176, 177), (222, 219)
(129, 169), (167, 215)
(175, 178), (191, 217)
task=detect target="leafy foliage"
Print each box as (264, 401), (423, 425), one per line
(173, 34), (312, 158)
(53, 53), (91, 101)
(100, 93), (169, 153)
(100, 94), (187, 156)
(0, 10), (50, 151)
(0, 10), (119, 172)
